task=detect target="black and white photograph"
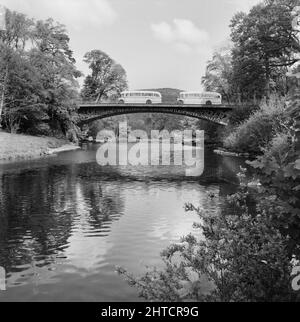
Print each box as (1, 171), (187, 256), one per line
(0, 0), (299, 307)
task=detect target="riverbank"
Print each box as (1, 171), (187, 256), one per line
(0, 132), (80, 162)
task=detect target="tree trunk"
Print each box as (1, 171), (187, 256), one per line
(237, 91), (241, 104)
(95, 93), (101, 103)
(0, 65), (8, 126)
(95, 89), (105, 103)
(265, 57), (271, 101)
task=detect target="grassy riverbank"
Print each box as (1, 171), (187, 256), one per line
(0, 131), (79, 162)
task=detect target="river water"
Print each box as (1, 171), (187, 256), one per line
(0, 143), (246, 301)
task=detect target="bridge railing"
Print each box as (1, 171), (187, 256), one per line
(77, 102), (240, 108)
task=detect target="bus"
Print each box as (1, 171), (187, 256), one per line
(118, 91), (162, 104)
(177, 92), (222, 105)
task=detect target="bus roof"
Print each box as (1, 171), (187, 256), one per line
(121, 91), (162, 96)
(180, 91), (221, 95)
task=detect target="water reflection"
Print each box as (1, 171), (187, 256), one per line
(0, 144), (246, 301)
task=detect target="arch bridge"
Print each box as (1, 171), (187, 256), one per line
(77, 103), (248, 126)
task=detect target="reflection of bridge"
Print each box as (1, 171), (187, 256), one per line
(77, 103), (243, 126)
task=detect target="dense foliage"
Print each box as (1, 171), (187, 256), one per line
(202, 45), (235, 104)
(202, 0), (300, 103)
(81, 50), (128, 103)
(0, 10), (81, 138)
(223, 96), (287, 153)
(119, 196), (296, 302)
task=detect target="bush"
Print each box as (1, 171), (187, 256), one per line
(249, 122), (300, 257)
(227, 104), (260, 126)
(223, 96), (287, 154)
(118, 190), (297, 302)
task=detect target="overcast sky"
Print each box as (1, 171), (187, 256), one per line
(1, 0), (261, 91)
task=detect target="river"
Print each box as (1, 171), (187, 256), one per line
(0, 142), (246, 301)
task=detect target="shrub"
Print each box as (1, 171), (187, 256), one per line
(249, 121), (300, 257)
(118, 190), (297, 302)
(227, 104), (259, 126)
(223, 95), (287, 154)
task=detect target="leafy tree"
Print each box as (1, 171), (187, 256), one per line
(202, 45), (236, 104)
(0, 9), (81, 138)
(1, 9), (34, 50)
(28, 19), (81, 137)
(1, 46), (47, 133)
(0, 10), (34, 127)
(230, 0), (300, 100)
(81, 50), (128, 103)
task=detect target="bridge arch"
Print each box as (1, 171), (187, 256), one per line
(77, 104), (238, 126)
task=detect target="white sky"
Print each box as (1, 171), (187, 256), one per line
(0, 0), (261, 91)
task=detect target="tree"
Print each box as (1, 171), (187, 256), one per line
(202, 45), (236, 104)
(0, 9), (34, 127)
(230, 0), (300, 100)
(0, 9), (81, 138)
(81, 50), (128, 103)
(29, 19), (82, 136)
(1, 46), (46, 133)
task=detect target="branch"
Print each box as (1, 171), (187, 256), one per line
(270, 59), (299, 68)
